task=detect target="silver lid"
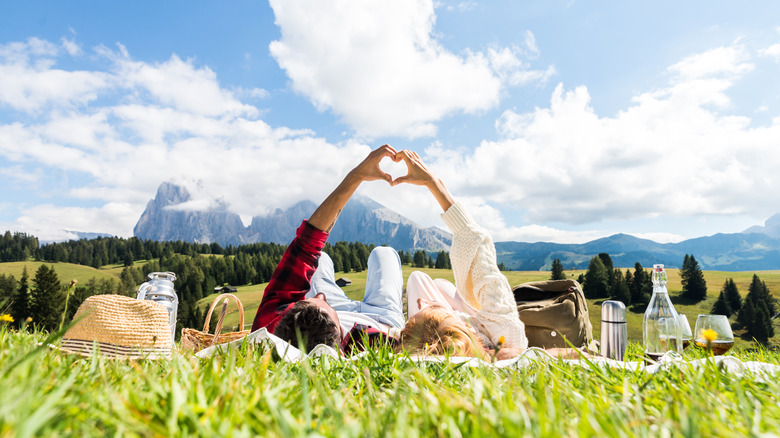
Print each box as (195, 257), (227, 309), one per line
(601, 300), (627, 323)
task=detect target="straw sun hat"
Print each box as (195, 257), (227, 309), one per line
(60, 294), (172, 359)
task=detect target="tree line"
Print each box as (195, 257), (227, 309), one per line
(551, 253), (777, 344)
(0, 230), (450, 337)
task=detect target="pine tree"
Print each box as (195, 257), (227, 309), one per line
(760, 279), (777, 317)
(550, 258), (566, 280)
(680, 254), (707, 301)
(610, 269), (631, 306)
(710, 290), (732, 316)
(341, 248), (352, 272)
(29, 264), (64, 331)
(583, 256), (609, 299)
(597, 253), (614, 290)
(738, 275), (777, 343)
(748, 274), (776, 316)
(331, 252), (343, 273)
(723, 278), (742, 314)
(737, 298), (755, 332)
(434, 251), (444, 269)
(413, 251), (426, 268)
(751, 299), (774, 344)
(351, 252), (362, 272)
(11, 267), (29, 327)
(631, 263), (651, 305)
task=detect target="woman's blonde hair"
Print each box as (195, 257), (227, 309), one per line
(397, 306), (486, 360)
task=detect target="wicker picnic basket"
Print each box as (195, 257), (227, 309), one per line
(181, 293), (249, 353)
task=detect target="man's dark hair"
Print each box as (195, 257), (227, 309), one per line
(274, 301), (341, 352)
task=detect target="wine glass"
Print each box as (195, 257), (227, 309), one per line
(694, 314), (734, 355)
(678, 314), (693, 349)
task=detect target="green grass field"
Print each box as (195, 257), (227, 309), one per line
(2, 325), (780, 436)
(4, 263), (780, 436)
(0, 261), (120, 285)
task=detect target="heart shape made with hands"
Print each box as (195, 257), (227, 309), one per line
(379, 156), (409, 184)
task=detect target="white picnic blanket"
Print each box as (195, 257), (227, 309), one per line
(195, 328), (780, 377)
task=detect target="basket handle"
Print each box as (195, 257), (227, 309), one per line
(210, 299), (229, 347)
(201, 293), (246, 333)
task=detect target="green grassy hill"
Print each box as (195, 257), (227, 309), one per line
(0, 261), (121, 284)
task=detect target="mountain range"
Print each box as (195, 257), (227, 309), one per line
(133, 182), (780, 272)
(133, 182), (452, 252)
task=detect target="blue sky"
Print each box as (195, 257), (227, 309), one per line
(1, 1), (779, 244)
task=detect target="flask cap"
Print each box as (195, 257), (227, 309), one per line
(601, 300), (627, 323)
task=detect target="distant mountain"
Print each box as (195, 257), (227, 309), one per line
(743, 213), (780, 239)
(495, 231), (780, 272)
(133, 182), (247, 246)
(133, 182), (452, 252)
(38, 230), (114, 245)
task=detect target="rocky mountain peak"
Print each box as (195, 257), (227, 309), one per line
(742, 213), (780, 239)
(134, 183), (452, 251)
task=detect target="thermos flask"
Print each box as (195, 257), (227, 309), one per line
(137, 272), (178, 346)
(600, 300), (627, 361)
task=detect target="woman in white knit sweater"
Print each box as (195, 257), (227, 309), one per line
(394, 150), (580, 360)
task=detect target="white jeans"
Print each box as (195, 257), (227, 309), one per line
(306, 246), (405, 329)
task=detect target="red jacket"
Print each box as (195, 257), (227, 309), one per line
(251, 220), (392, 353)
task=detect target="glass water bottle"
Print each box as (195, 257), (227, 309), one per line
(643, 264), (682, 363)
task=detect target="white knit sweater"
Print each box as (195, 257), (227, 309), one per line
(441, 202), (528, 350)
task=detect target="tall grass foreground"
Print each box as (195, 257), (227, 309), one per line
(2, 326), (780, 437)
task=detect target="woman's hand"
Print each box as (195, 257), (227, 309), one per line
(544, 347), (590, 359)
(392, 150), (436, 187)
(392, 150), (455, 212)
(494, 347), (522, 361)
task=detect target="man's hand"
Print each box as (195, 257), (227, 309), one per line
(309, 144), (399, 233)
(348, 144), (399, 185)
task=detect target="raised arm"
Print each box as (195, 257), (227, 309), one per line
(309, 144), (399, 232)
(394, 149), (528, 350)
(252, 144), (399, 333)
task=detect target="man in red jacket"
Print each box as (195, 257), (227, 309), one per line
(251, 145), (406, 353)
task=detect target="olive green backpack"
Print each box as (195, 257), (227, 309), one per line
(512, 279), (593, 349)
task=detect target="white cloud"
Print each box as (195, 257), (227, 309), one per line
(101, 45), (259, 118)
(267, 0), (553, 138)
(630, 232), (688, 244)
(667, 45), (753, 81)
(0, 165), (43, 184)
(60, 37), (82, 56)
(0, 38), (110, 113)
(13, 203), (139, 242)
(759, 43), (780, 61)
(486, 44), (556, 87)
(0, 39), (379, 238)
(429, 43), (780, 230)
(437, 1), (478, 12)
